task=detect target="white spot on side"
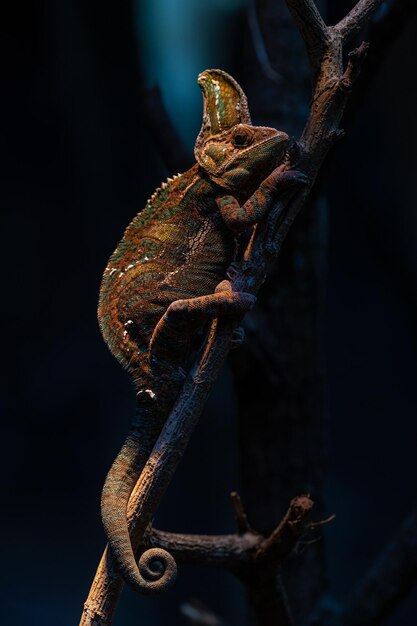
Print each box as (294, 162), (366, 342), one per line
(137, 389), (157, 400)
(164, 267), (180, 282)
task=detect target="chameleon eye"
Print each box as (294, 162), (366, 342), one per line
(232, 127), (253, 148)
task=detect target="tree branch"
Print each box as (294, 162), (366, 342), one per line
(146, 527), (260, 570)
(285, 0), (329, 47)
(284, 0), (330, 74)
(254, 495), (314, 565)
(246, 495), (315, 626)
(144, 495), (316, 574)
(150, 495), (323, 626)
(80, 0), (384, 623)
(336, 0), (384, 44)
(231, 490), (252, 534)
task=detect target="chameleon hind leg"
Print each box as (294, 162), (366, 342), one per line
(150, 281), (255, 361)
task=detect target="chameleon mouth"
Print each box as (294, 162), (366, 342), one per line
(239, 129), (289, 155)
(218, 130), (289, 174)
(250, 132), (289, 164)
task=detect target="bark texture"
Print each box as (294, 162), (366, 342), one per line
(239, 1), (328, 621)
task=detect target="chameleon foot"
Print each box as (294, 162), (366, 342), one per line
(226, 262), (241, 283)
(150, 290), (255, 359)
(230, 326), (245, 349)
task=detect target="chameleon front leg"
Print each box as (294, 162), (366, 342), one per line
(216, 169), (309, 232)
(149, 281), (256, 360)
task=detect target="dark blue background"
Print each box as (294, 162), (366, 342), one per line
(1, 1), (416, 624)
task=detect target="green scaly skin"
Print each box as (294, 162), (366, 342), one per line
(97, 69), (307, 595)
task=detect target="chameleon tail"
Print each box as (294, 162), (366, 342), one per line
(100, 410), (177, 595)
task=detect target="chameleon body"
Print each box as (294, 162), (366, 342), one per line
(98, 69), (307, 594)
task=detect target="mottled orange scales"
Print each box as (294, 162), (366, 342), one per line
(97, 68), (307, 595)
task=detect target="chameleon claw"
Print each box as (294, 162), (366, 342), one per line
(293, 171), (310, 186)
(226, 262), (241, 282)
(178, 366), (187, 381)
(230, 326), (245, 349)
(274, 169), (310, 190)
(265, 240), (279, 257)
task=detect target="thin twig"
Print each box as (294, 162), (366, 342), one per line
(339, 42), (370, 92)
(255, 495), (314, 564)
(231, 491), (252, 534)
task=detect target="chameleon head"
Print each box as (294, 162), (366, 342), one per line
(194, 69), (289, 193)
(196, 123), (289, 192)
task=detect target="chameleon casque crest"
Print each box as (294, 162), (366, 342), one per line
(98, 69), (306, 594)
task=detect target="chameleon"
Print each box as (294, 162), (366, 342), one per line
(98, 68), (307, 595)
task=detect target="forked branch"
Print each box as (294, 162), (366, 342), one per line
(336, 0), (385, 44)
(146, 494), (316, 576)
(285, 0), (329, 73)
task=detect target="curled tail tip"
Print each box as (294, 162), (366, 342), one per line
(100, 429), (177, 594)
(128, 547), (177, 595)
